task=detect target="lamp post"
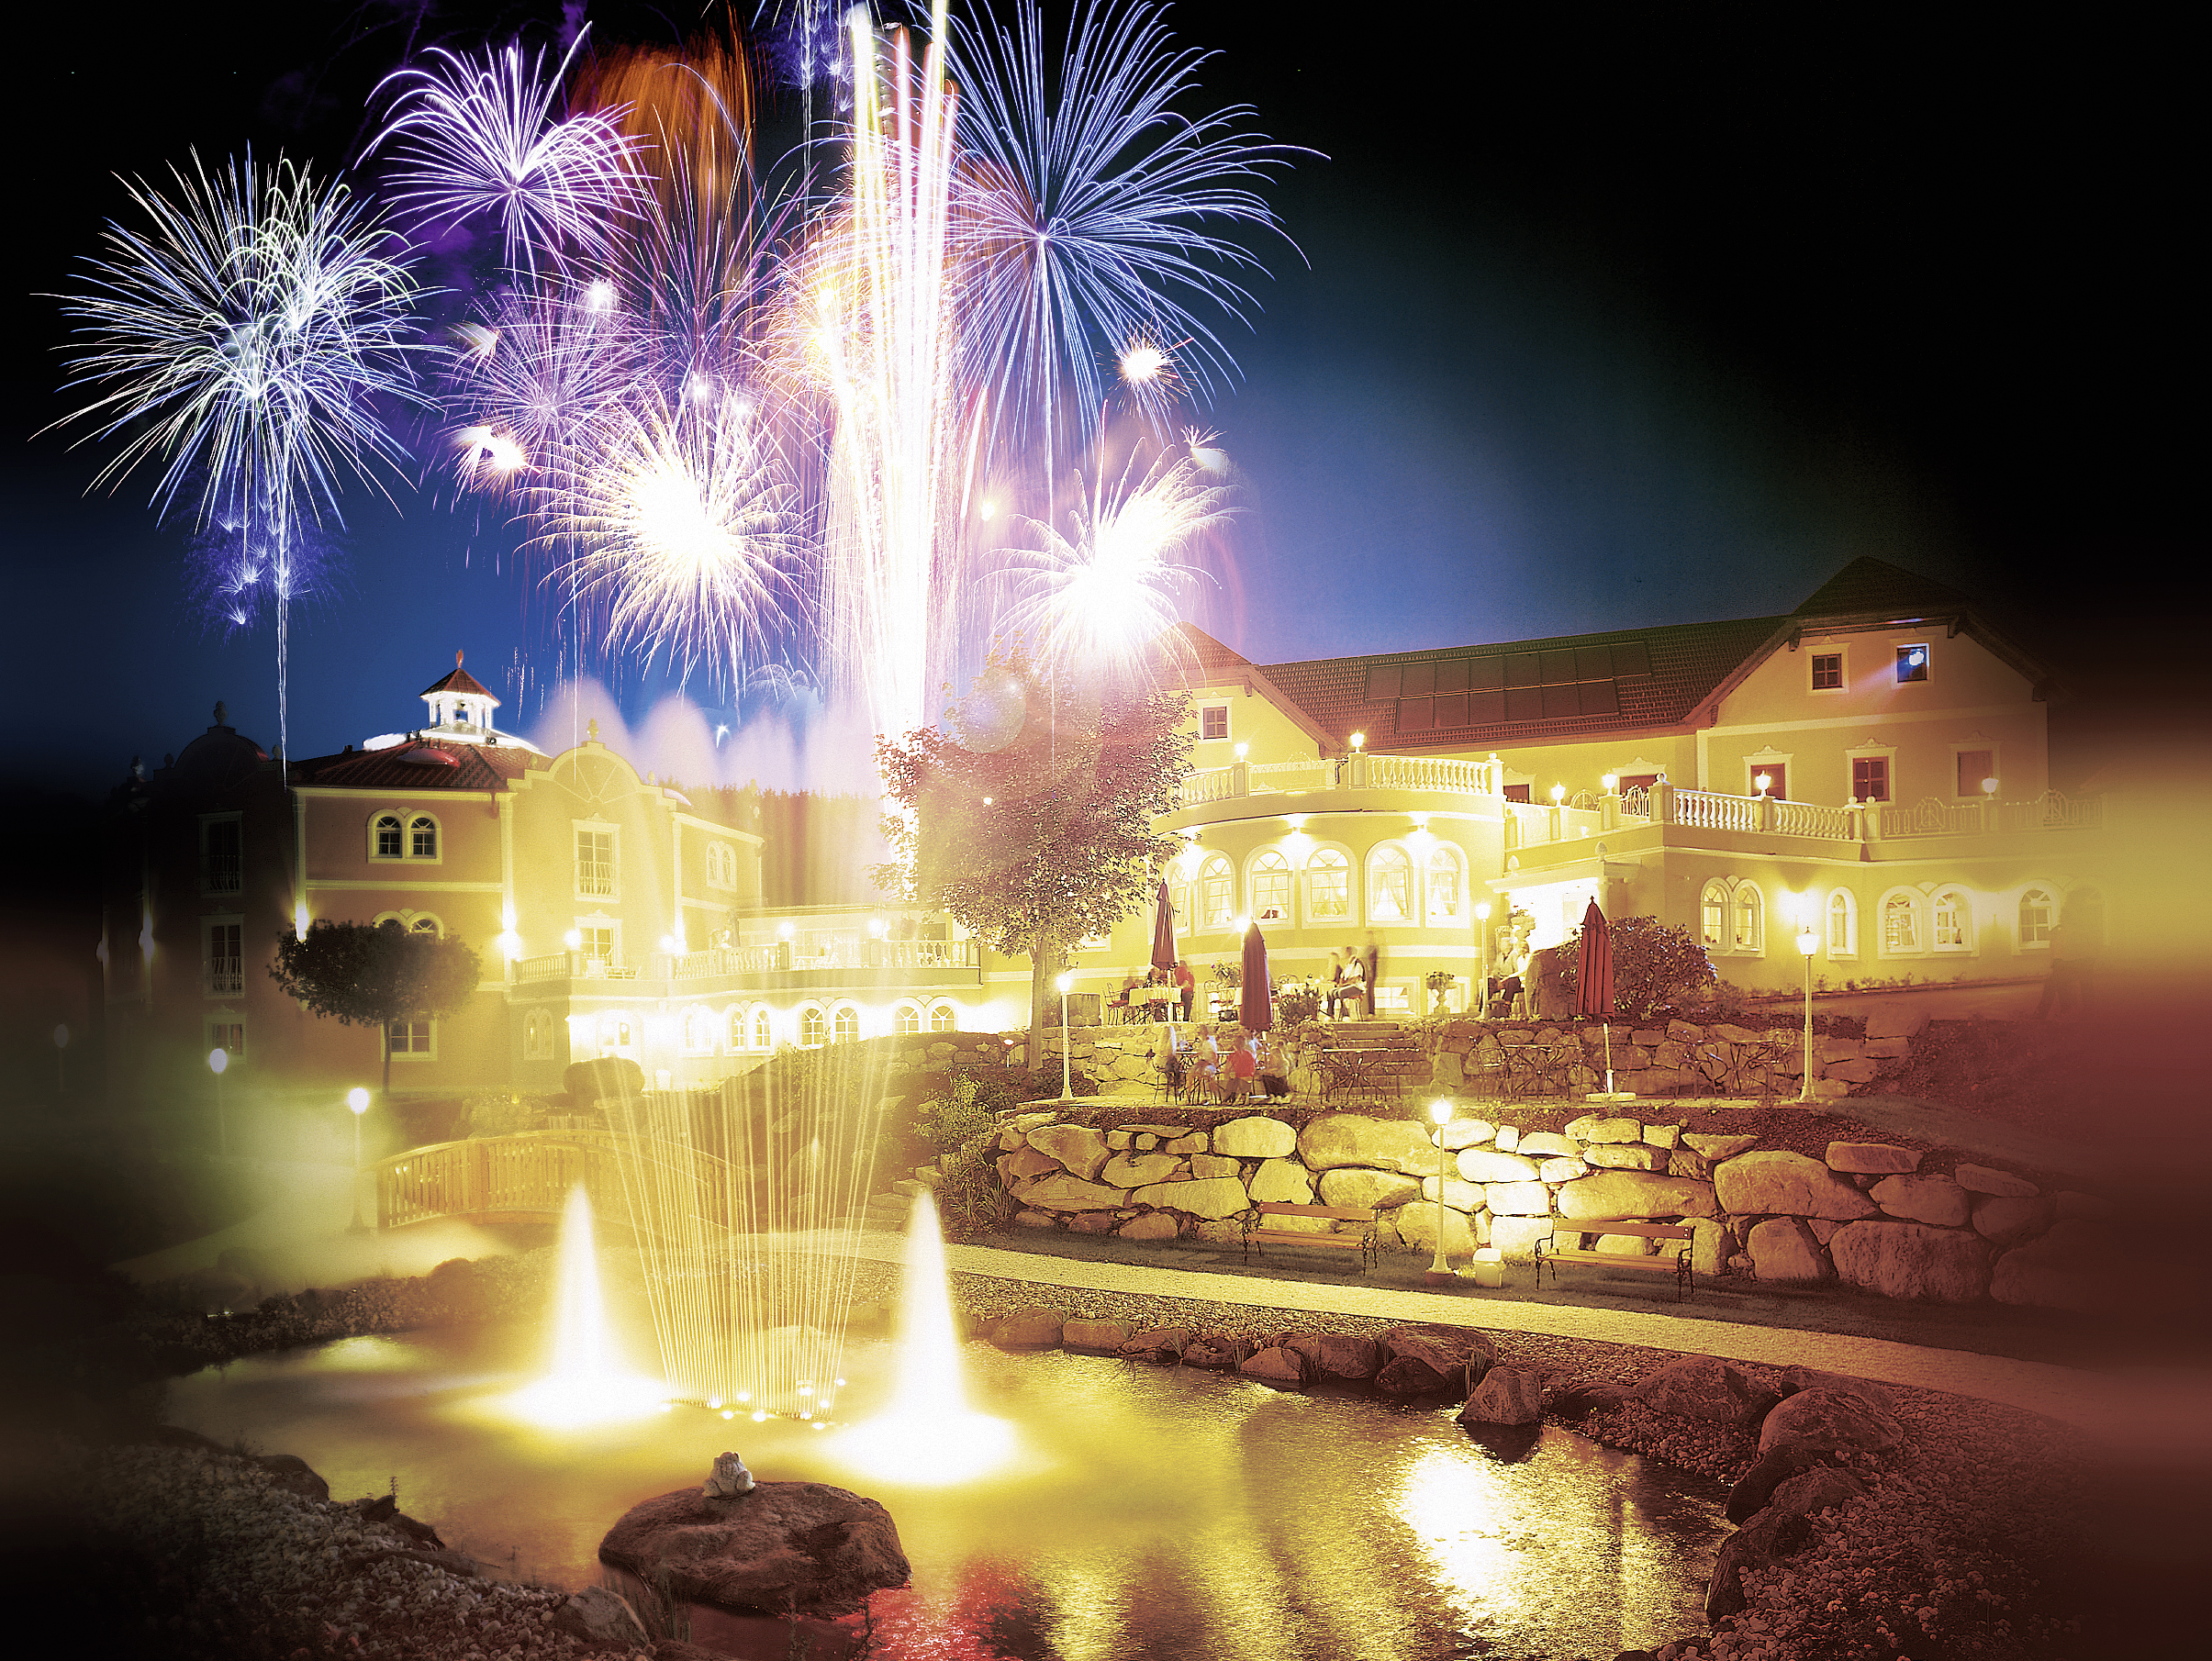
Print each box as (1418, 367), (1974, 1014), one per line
(1474, 901), (1492, 1009)
(52, 1023), (68, 1098)
(207, 1046), (229, 1156)
(1056, 972), (1076, 1101)
(347, 1087), (372, 1232)
(1426, 1099), (1455, 1282)
(1796, 919), (1819, 1104)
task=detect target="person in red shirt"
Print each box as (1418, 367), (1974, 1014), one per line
(1173, 959), (1197, 1022)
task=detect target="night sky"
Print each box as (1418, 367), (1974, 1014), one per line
(4, 2), (2193, 804)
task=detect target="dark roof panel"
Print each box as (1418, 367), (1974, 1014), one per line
(419, 664), (500, 702)
(289, 739), (536, 792)
(1791, 555), (1971, 620)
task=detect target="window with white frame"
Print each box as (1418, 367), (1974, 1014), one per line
(1168, 872), (1192, 930)
(833, 1004), (860, 1044)
(410, 915), (441, 938)
(1197, 854), (1234, 929)
(727, 1009), (745, 1050)
(523, 1009), (555, 1060)
(750, 1006), (773, 1049)
(373, 813), (405, 859)
(894, 1003), (922, 1036)
(1426, 845), (1463, 922)
(930, 1002), (957, 1033)
(409, 814), (440, 859)
(1250, 850), (1290, 920)
(200, 815), (241, 893)
(1305, 848), (1351, 921)
(683, 1007), (714, 1052)
(1895, 643), (1929, 683)
(1369, 846), (1413, 922)
(203, 919), (243, 996)
(1932, 887), (1972, 952)
(1827, 889), (1858, 957)
(387, 1019), (435, 1057)
(800, 1006), (826, 1047)
(1954, 748), (1996, 800)
(576, 923), (614, 966)
(707, 842), (736, 888)
(1850, 754), (1893, 803)
(575, 827), (617, 897)
(1199, 704), (1229, 741)
(1733, 884), (1763, 953)
(2018, 886), (2055, 947)
(1700, 881), (1727, 950)
(1810, 650), (1845, 692)
(1882, 891), (1923, 953)
(209, 1020), (245, 1056)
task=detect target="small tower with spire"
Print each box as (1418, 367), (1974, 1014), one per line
(420, 650), (500, 734)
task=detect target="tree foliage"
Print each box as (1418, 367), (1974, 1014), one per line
(1558, 914), (1718, 1020)
(269, 920), (482, 1092)
(875, 652), (1190, 1072)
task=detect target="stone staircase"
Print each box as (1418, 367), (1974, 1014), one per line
(859, 1161), (944, 1233)
(1307, 1019), (1432, 1105)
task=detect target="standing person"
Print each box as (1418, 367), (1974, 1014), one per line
(1173, 958), (1197, 1023)
(1324, 950), (1345, 1020)
(1362, 931), (1382, 1015)
(1339, 944), (1367, 1017)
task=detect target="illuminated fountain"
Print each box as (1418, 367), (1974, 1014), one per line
(506, 1183), (665, 1428)
(829, 1188), (1015, 1486)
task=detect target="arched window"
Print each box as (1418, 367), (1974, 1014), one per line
(1733, 884), (1763, 953)
(1827, 889), (1858, 957)
(1196, 854), (1234, 930)
(1932, 887), (1972, 952)
(1369, 846), (1413, 922)
(707, 842), (736, 888)
(1700, 881), (1728, 949)
(1426, 845), (1463, 923)
(374, 814), (404, 859)
(751, 1007), (773, 1050)
(800, 1006), (826, 1048)
(1168, 873), (1192, 931)
(894, 1002), (922, 1036)
(523, 1009), (553, 1061)
(930, 1002), (957, 1032)
(728, 1008), (746, 1050)
(2017, 886), (2055, 947)
(683, 1008), (714, 1052)
(1305, 847), (1351, 922)
(1249, 850), (1290, 920)
(1882, 891), (1922, 954)
(409, 815), (439, 859)
(410, 915), (441, 938)
(832, 1004), (860, 1044)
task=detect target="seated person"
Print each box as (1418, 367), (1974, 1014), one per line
(1256, 1032), (1291, 1098)
(1226, 1036), (1259, 1096)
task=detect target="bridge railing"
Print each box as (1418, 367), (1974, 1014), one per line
(375, 1130), (626, 1230)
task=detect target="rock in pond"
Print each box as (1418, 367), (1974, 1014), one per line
(599, 1481), (909, 1618)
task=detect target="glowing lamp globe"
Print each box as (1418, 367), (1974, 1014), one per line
(207, 1048), (228, 1076)
(1797, 930), (1819, 957)
(956, 665), (1028, 753)
(1056, 973), (1073, 994)
(348, 1087), (371, 1115)
(1429, 1099), (1450, 1127)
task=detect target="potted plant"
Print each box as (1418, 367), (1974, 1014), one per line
(1424, 968), (1456, 1015)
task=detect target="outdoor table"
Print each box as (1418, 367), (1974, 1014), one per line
(1134, 987), (1179, 1021)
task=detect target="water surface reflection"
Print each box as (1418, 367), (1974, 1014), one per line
(167, 1326), (1727, 1659)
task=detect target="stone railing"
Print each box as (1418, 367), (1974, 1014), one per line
(2000, 790), (2100, 831)
(1880, 798), (1981, 838)
(1249, 757), (1333, 791)
(514, 952), (573, 984)
(1674, 789), (1762, 832)
(670, 944), (780, 979)
(1176, 766), (1238, 808)
(1365, 753), (1502, 795)
(1774, 799), (1855, 840)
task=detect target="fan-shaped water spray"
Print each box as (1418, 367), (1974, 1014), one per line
(507, 1182), (665, 1427)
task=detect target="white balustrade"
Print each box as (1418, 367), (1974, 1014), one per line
(1675, 789), (1761, 831)
(1773, 799), (1855, 840)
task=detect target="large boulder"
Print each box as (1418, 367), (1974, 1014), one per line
(1026, 1124), (1111, 1181)
(1584, 1145), (1662, 1171)
(1455, 1149), (1542, 1183)
(1116, 1326), (1192, 1363)
(1117, 1212), (1179, 1242)
(1726, 1444), (1843, 1523)
(1972, 1194), (2056, 1247)
(1633, 1356), (1778, 1425)
(1556, 1170), (1719, 1220)
(1239, 1346), (1311, 1387)
(1060, 1320), (1130, 1354)
(1826, 1140), (1922, 1175)
(1098, 1153), (1179, 1187)
(1827, 1220), (1993, 1303)
(1714, 1151), (1879, 1220)
(1990, 1219), (2116, 1311)
(1776, 1366), (1895, 1416)
(1869, 1174), (1970, 1227)
(1758, 1387), (1903, 1459)
(1316, 1167), (1423, 1210)
(1748, 1218), (1833, 1284)
(1181, 1333), (1256, 1370)
(990, 1308), (1065, 1347)
(1298, 1113), (1438, 1174)
(1488, 1215), (1557, 1262)
(1682, 1132), (1759, 1160)
(1439, 1118), (1498, 1150)
(1389, 1203), (1478, 1255)
(1458, 1366), (1544, 1426)
(553, 1587), (649, 1651)
(1705, 1502), (1817, 1622)
(1383, 1323), (1496, 1384)
(598, 1482), (909, 1618)
(1012, 1173), (1126, 1212)
(1419, 1175), (1489, 1210)
(1129, 1176), (1249, 1219)
(1516, 1131), (1578, 1156)
(253, 1454), (330, 1503)
(1484, 1180), (1552, 1215)
(1248, 1158), (1316, 1204)
(1212, 1115), (1297, 1157)
(997, 1146), (1060, 1183)
(1956, 1163), (2039, 1198)
(1314, 1333), (1386, 1380)
(1565, 1113), (1644, 1143)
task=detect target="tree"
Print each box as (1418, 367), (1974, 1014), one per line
(1558, 915), (1719, 1020)
(875, 653), (1190, 1078)
(270, 920), (483, 1096)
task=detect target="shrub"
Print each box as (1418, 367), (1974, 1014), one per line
(1559, 916), (1720, 1019)
(933, 1135), (1014, 1240)
(1277, 986), (1321, 1026)
(463, 1093), (537, 1138)
(915, 1075), (995, 1156)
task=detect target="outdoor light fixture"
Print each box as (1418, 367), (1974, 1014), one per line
(1284, 813), (1307, 830)
(1755, 773), (1771, 796)
(1427, 1100), (1455, 1281)
(778, 922), (795, 940)
(564, 929), (582, 950)
(1549, 784), (1565, 804)
(1982, 776), (1999, 796)
(1469, 1246), (1504, 1288)
(1796, 924), (1819, 1104)
(348, 1086), (372, 1231)
(1349, 731), (1365, 752)
(207, 1047), (229, 1157)
(1602, 774), (1618, 793)
(1234, 741), (1248, 761)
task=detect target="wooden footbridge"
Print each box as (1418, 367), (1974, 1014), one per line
(373, 1130), (629, 1230)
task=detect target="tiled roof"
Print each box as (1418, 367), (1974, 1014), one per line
(1168, 623), (1251, 677)
(1243, 614), (1786, 751)
(290, 738), (537, 791)
(1791, 555), (1971, 621)
(419, 664), (499, 702)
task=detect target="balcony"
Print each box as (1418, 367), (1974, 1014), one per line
(200, 854), (241, 894)
(205, 956), (242, 996)
(575, 860), (616, 897)
(510, 937), (982, 997)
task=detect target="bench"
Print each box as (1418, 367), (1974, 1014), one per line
(1535, 1219), (1696, 1301)
(1242, 1202), (1379, 1269)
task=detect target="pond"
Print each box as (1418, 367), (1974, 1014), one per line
(167, 1324), (1729, 1660)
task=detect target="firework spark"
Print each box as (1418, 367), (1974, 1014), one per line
(949, 0), (1304, 465)
(368, 30), (649, 276)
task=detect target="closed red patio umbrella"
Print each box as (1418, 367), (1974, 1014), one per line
(1239, 921), (1273, 1033)
(1577, 898), (1621, 1093)
(1150, 875), (1178, 974)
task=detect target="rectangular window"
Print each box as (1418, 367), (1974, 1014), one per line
(1956, 749), (1994, 798)
(210, 1021), (244, 1055)
(1502, 783), (1532, 803)
(205, 921), (242, 996)
(1199, 705), (1229, 741)
(201, 818), (241, 893)
(1851, 757), (1891, 802)
(1811, 652), (1843, 691)
(1895, 644), (1929, 684)
(578, 926), (614, 964)
(576, 829), (616, 897)
(386, 1019), (434, 1056)
(1750, 764), (1788, 800)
